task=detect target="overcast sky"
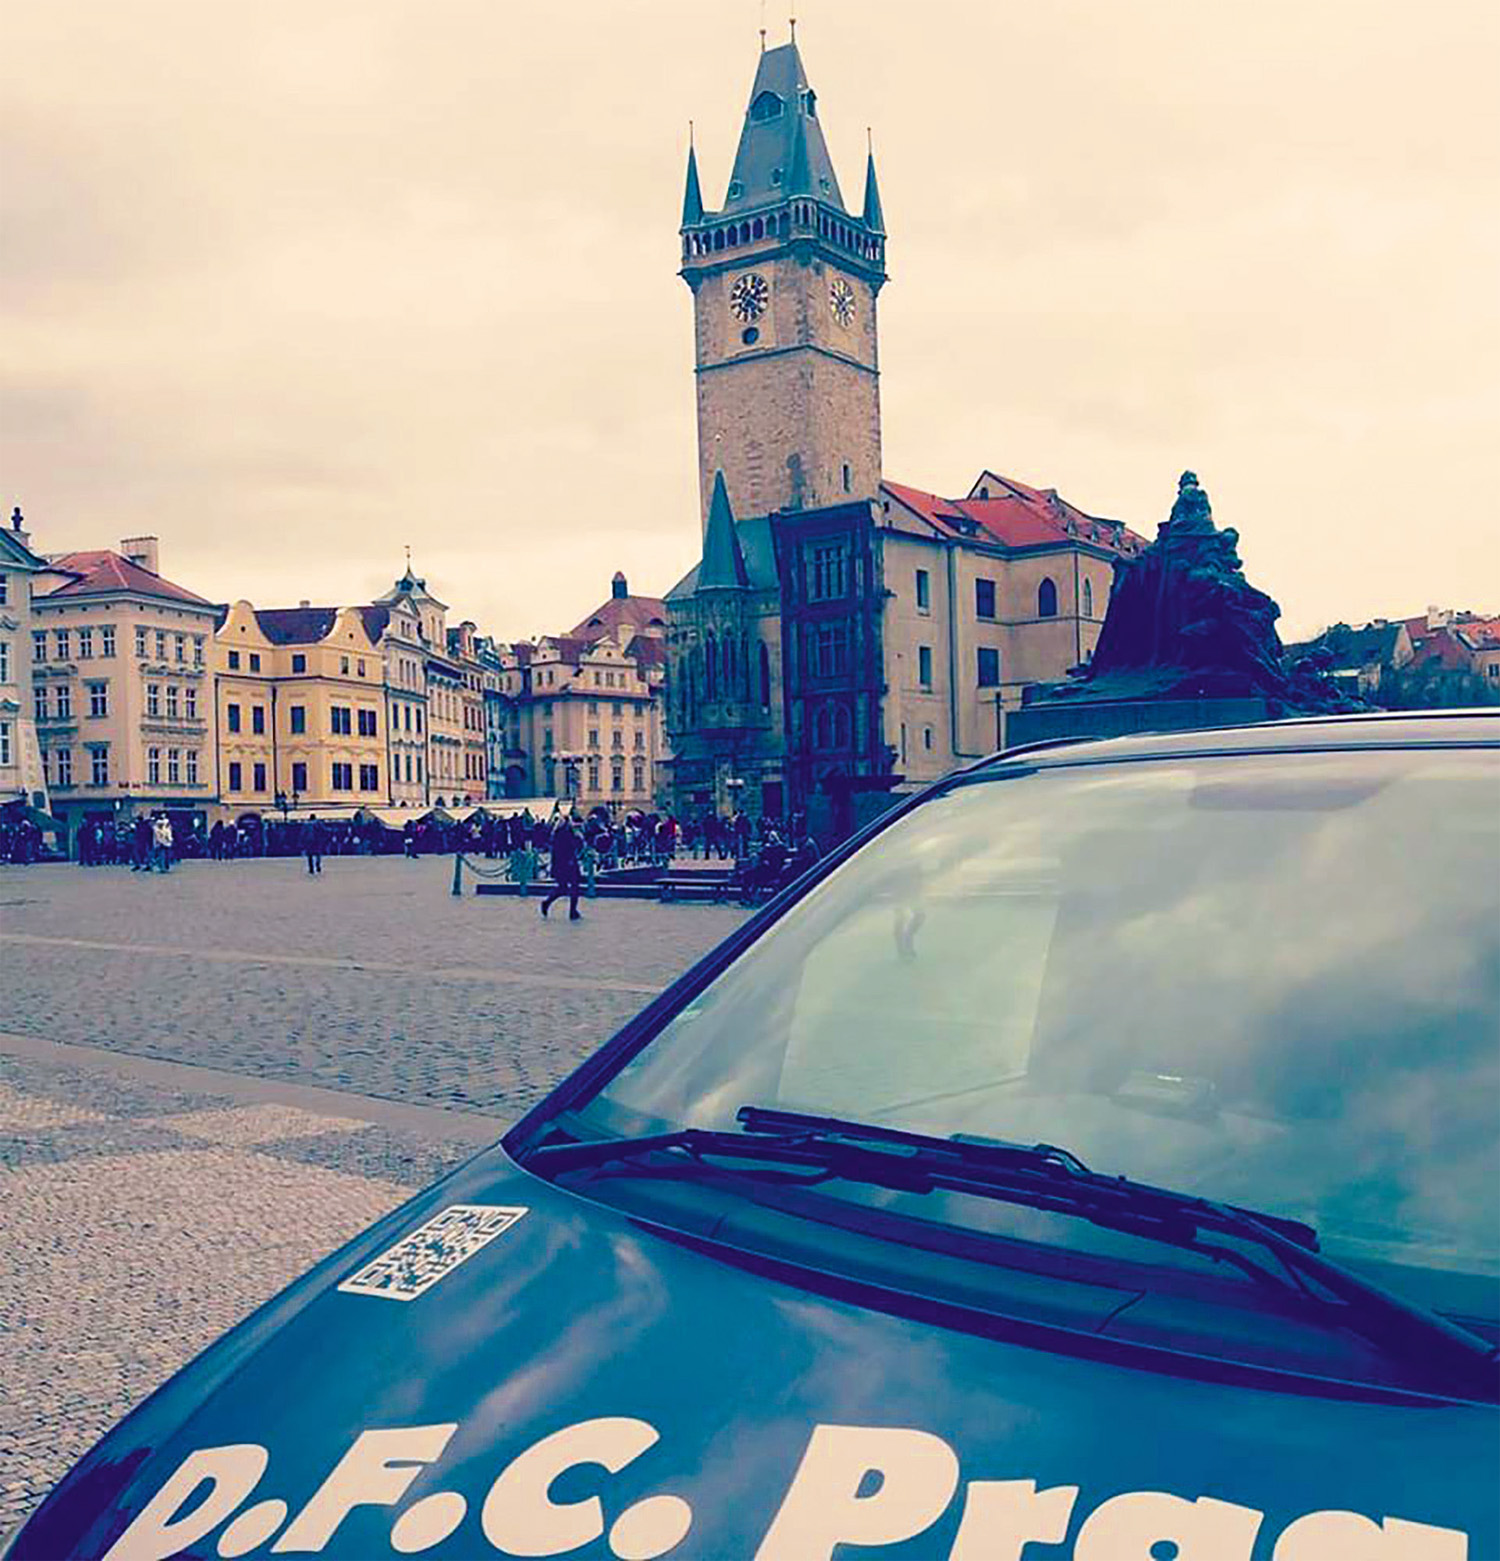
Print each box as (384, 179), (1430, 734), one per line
(3, 0), (1496, 641)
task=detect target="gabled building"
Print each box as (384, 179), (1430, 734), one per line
(0, 508), (50, 814)
(665, 34), (1145, 831)
(214, 603), (387, 814)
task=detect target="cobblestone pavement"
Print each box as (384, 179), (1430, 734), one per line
(0, 858), (749, 1532)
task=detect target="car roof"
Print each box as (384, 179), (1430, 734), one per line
(980, 708), (1500, 774)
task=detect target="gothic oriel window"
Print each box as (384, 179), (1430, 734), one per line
(808, 542), (848, 602)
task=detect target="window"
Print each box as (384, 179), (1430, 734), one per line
(226, 702), (240, 732)
(634, 730), (645, 751)
(33, 630), (47, 663)
(1083, 578), (1094, 617)
(166, 685), (179, 719)
(633, 758), (645, 792)
(330, 706), (352, 735)
(252, 761), (266, 792)
(0, 575), (6, 605)
(923, 725), (934, 751)
(155, 631), (167, 659)
(88, 682), (108, 717)
(290, 705), (306, 735)
(977, 647), (1000, 687)
(55, 746), (71, 786)
(0, 640), (8, 684)
(918, 645), (934, 690)
(842, 462), (852, 494)
(54, 684), (72, 719)
(612, 730), (623, 750)
(588, 728), (599, 749)
(587, 700), (598, 716)
(135, 626), (148, 658)
(543, 727), (553, 752)
(101, 625), (116, 658)
(193, 636), (204, 665)
(228, 650), (241, 670)
(357, 709), (377, 737)
(357, 659), (366, 678)
(228, 761), (242, 791)
(359, 763), (379, 791)
(587, 757), (601, 792)
(78, 627), (94, 659)
(0, 721), (9, 767)
(185, 686), (197, 720)
(186, 749), (199, 785)
(174, 634), (186, 662)
(809, 621), (849, 678)
(291, 761), (308, 792)
(55, 629), (70, 660)
(251, 705), (265, 735)
(415, 709), (423, 734)
(340, 655), (350, 675)
(291, 653), (307, 673)
(808, 543), (848, 602)
(332, 762), (353, 791)
(975, 579), (996, 620)
(168, 749), (181, 785)
(248, 652), (261, 672)
(33, 687), (47, 721)
(415, 755), (423, 782)
(915, 569), (931, 613)
(611, 759), (624, 792)
(90, 747), (109, 786)
(1037, 577), (1059, 618)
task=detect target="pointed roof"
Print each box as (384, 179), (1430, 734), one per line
(44, 549), (212, 605)
(698, 472), (750, 590)
(722, 40), (845, 214)
(682, 141), (704, 227)
(862, 150), (886, 235)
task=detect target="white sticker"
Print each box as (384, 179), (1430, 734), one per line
(337, 1204), (528, 1302)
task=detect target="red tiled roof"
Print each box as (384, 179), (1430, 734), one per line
(627, 635), (668, 667)
(45, 550), (212, 605)
(882, 478), (1145, 556)
(1399, 617), (1474, 672)
(568, 593), (669, 642)
(254, 607), (338, 644)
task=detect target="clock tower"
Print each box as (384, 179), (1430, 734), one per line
(680, 37), (887, 533)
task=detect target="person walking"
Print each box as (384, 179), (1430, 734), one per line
(540, 814), (583, 921)
(304, 815), (325, 875)
(151, 813), (174, 872)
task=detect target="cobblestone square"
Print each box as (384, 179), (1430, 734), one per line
(0, 857), (747, 1529)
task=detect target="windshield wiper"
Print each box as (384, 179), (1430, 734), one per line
(527, 1105), (1498, 1399)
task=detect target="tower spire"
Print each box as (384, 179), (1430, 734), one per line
(861, 139), (886, 235)
(699, 472), (750, 589)
(681, 130), (704, 227)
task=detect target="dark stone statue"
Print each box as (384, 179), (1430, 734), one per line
(1048, 471), (1352, 712)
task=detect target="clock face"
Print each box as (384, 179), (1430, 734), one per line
(829, 277), (856, 329)
(729, 272), (769, 323)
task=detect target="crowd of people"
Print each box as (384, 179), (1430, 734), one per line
(3, 803), (824, 905)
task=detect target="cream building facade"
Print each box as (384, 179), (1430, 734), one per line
(0, 509), (50, 813)
(30, 536), (218, 839)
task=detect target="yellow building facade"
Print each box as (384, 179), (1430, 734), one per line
(214, 603), (388, 816)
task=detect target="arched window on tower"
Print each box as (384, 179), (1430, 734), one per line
(1038, 578), (1059, 619)
(759, 642), (771, 708)
(1083, 578), (1094, 618)
(704, 632), (717, 699)
(751, 90), (784, 123)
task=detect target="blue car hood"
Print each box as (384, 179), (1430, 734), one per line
(13, 1145), (1497, 1561)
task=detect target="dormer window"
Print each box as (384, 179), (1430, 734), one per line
(804, 90), (818, 117)
(751, 90), (784, 123)
(727, 179), (745, 200)
(770, 167), (783, 186)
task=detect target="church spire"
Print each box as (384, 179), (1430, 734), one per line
(681, 134), (704, 228)
(698, 471), (750, 590)
(861, 142), (885, 235)
(721, 38), (845, 213)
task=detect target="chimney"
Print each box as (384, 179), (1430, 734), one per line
(299, 599), (311, 608)
(10, 505), (30, 549)
(1427, 605), (1452, 631)
(612, 570), (628, 600)
(121, 536), (159, 575)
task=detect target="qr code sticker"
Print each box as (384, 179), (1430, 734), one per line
(337, 1204), (529, 1302)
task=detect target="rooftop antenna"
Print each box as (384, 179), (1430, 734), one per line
(867, 125), (873, 154)
(404, 542), (412, 568)
(759, 0), (767, 50)
(789, 14), (797, 44)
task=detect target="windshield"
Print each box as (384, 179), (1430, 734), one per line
(582, 748), (1500, 1316)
